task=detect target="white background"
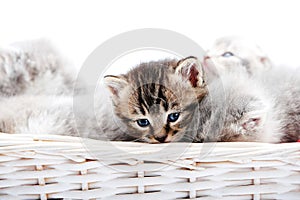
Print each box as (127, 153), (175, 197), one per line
(1, 0), (300, 72)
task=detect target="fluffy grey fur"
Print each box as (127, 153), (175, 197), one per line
(0, 39), (75, 96)
(255, 67), (300, 142)
(191, 73), (283, 143)
(0, 90), (126, 141)
(192, 68), (300, 143)
(0, 95), (75, 135)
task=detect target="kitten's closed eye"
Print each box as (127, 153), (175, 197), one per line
(222, 52), (234, 57)
(242, 117), (261, 131)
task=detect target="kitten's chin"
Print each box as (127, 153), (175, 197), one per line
(150, 140), (171, 144)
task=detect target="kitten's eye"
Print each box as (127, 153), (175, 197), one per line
(222, 52), (234, 57)
(167, 112), (180, 123)
(136, 119), (150, 127)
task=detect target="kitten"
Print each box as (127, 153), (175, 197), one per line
(203, 36), (272, 77)
(192, 73), (283, 143)
(103, 56), (207, 143)
(193, 69), (300, 143)
(0, 39), (75, 96)
(0, 57), (207, 143)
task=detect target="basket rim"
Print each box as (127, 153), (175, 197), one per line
(0, 133), (299, 163)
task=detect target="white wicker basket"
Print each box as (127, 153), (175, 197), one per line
(0, 133), (299, 200)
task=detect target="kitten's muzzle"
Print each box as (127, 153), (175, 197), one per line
(150, 132), (174, 143)
(154, 135), (168, 143)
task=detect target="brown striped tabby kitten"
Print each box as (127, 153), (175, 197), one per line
(104, 56), (207, 143)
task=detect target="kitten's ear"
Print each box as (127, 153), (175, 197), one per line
(242, 110), (267, 131)
(175, 56), (205, 88)
(103, 75), (128, 97)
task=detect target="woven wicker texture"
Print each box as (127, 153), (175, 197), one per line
(0, 133), (299, 200)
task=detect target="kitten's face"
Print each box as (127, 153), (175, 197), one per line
(104, 57), (207, 143)
(203, 36), (271, 77)
(203, 77), (276, 142)
(217, 95), (268, 142)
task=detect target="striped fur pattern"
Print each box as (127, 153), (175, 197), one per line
(104, 57), (207, 143)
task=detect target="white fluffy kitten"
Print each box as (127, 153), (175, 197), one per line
(0, 39), (75, 96)
(203, 36), (272, 77)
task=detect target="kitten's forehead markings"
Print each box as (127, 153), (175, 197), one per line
(136, 84), (170, 116)
(149, 104), (161, 116)
(158, 85), (169, 111)
(136, 87), (148, 115)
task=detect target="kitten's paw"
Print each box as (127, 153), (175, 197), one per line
(0, 47), (25, 77)
(0, 47), (28, 95)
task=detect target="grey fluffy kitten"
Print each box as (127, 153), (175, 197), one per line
(193, 73), (283, 143)
(194, 68), (300, 143)
(0, 39), (75, 96)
